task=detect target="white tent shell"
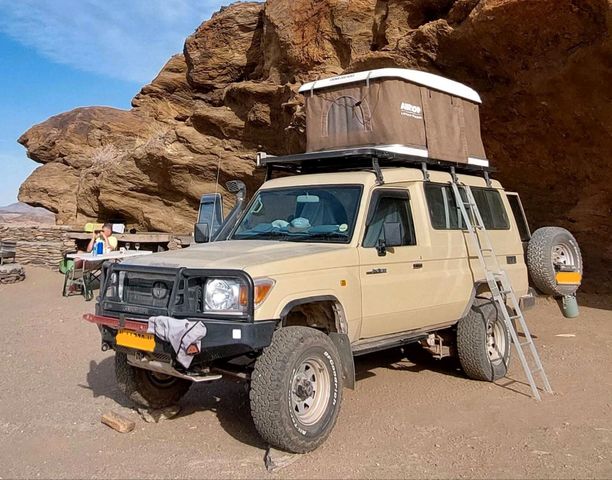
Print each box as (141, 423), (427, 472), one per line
(299, 68), (482, 104)
(300, 68), (488, 167)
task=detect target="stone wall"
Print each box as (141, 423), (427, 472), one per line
(0, 224), (76, 270)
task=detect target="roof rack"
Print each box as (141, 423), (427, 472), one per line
(256, 145), (493, 186)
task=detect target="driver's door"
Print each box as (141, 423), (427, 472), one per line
(358, 188), (426, 338)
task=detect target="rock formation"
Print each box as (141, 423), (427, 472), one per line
(17, 0), (611, 291)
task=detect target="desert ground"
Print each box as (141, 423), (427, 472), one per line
(0, 267), (610, 479)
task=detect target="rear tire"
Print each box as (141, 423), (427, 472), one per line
(250, 327), (343, 453)
(115, 353), (191, 408)
(457, 299), (510, 381)
(527, 227), (582, 296)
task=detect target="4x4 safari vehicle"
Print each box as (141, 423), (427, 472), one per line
(85, 69), (582, 453)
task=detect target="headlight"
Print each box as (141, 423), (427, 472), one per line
(203, 277), (275, 314)
(152, 281), (169, 300)
(204, 278), (246, 314)
(104, 271), (125, 300)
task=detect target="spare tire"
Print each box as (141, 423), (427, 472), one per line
(527, 227), (582, 297)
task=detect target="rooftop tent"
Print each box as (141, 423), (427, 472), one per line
(299, 68), (489, 167)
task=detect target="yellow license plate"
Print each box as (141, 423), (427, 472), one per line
(116, 330), (155, 352)
(556, 271), (582, 285)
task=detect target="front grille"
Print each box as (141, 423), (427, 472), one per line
(104, 271), (175, 309)
(123, 273), (173, 308)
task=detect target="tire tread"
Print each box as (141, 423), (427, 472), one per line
(250, 327), (342, 453)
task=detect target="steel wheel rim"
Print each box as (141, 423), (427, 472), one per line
(487, 320), (506, 364)
(291, 357), (331, 426)
(552, 242), (575, 268)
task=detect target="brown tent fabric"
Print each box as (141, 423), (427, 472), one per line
(421, 88), (466, 163)
(462, 99), (487, 160)
(304, 76), (487, 165)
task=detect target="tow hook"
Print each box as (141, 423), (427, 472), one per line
(101, 342), (111, 352)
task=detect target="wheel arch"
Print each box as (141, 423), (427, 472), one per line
(459, 280), (490, 319)
(279, 295), (349, 334)
(279, 295), (354, 390)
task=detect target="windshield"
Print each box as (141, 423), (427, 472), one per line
(231, 185), (362, 243)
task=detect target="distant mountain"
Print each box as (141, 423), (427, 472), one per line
(0, 202), (55, 224)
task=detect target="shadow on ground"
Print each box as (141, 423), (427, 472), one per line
(355, 344), (464, 381)
(83, 344), (467, 449)
(83, 355), (266, 449)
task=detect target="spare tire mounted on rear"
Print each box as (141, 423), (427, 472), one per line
(527, 227), (582, 297)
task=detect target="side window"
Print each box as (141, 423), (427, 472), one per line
(325, 96), (371, 136)
(424, 183), (509, 231)
(472, 188), (510, 230)
(424, 183), (464, 230)
(506, 192), (531, 241)
(363, 191), (416, 248)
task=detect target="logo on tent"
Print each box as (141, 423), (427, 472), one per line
(400, 102), (423, 119)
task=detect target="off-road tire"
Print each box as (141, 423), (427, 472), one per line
(250, 327), (343, 453)
(457, 299), (510, 382)
(115, 352), (191, 408)
(527, 226), (582, 296)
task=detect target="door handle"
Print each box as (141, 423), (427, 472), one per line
(413, 263), (423, 269)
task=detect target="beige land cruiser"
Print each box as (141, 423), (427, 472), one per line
(84, 69), (582, 453)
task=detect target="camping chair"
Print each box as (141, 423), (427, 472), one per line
(0, 241), (17, 265)
(61, 253), (99, 301)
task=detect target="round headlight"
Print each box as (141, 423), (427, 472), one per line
(205, 279), (239, 311)
(152, 281), (168, 300)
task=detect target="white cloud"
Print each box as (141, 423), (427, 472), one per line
(0, 0), (230, 83)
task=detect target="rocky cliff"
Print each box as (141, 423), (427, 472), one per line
(17, 0), (611, 291)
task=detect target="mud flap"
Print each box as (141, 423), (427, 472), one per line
(329, 332), (355, 389)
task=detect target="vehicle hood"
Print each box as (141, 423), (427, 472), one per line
(122, 240), (357, 277)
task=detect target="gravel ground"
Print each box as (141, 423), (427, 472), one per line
(0, 267), (610, 479)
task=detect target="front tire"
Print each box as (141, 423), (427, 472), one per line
(250, 327), (343, 453)
(115, 353), (191, 408)
(457, 299), (510, 381)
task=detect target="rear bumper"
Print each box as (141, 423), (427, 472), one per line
(83, 314), (277, 363)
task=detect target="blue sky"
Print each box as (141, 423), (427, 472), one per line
(0, 0), (228, 207)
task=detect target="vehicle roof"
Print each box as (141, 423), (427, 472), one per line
(261, 168), (503, 190)
(299, 68), (482, 104)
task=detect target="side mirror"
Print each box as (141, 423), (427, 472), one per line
(376, 238), (387, 257)
(195, 193), (223, 243)
(383, 222), (403, 247)
(194, 223), (210, 244)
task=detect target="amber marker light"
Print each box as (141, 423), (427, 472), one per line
(253, 278), (275, 307)
(340, 279), (347, 286)
(239, 285), (248, 307)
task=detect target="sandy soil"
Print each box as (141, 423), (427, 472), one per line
(0, 267), (610, 479)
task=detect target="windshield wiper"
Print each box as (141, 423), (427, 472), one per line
(291, 232), (349, 242)
(233, 230), (291, 241)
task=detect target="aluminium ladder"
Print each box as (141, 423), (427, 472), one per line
(449, 179), (552, 401)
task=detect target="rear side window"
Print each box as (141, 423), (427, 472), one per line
(424, 183), (465, 230)
(424, 183), (509, 230)
(472, 188), (510, 230)
(506, 192), (531, 241)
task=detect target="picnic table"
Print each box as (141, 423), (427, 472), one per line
(64, 250), (152, 301)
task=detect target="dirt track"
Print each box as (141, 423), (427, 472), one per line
(1, 267), (611, 479)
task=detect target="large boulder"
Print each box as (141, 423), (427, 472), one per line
(17, 0), (612, 291)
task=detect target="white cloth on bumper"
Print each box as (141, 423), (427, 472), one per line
(147, 316), (207, 368)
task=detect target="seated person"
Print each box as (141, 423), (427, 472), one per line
(87, 223), (118, 254)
